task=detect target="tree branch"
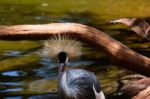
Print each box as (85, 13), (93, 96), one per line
(0, 23), (150, 76)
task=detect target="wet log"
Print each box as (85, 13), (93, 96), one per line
(120, 77), (150, 97)
(0, 23), (150, 76)
(115, 76), (150, 99)
(132, 86), (150, 99)
(110, 18), (150, 40)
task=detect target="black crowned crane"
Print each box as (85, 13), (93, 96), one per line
(43, 35), (105, 99)
(110, 18), (150, 40)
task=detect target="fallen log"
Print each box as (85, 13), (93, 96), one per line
(0, 23), (150, 76)
(108, 76), (150, 99)
(132, 86), (150, 99)
(110, 18), (150, 40)
(120, 77), (150, 98)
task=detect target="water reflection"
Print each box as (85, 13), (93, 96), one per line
(4, 51), (22, 57)
(4, 96), (23, 99)
(1, 88), (23, 92)
(0, 39), (147, 99)
(0, 43), (109, 98)
(0, 39), (141, 99)
(1, 71), (26, 77)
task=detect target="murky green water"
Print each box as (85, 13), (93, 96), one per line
(0, 0), (150, 99)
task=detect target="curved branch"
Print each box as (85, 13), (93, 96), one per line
(132, 86), (150, 99)
(0, 23), (150, 76)
(110, 18), (150, 40)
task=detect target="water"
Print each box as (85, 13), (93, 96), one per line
(0, 42), (135, 99)
(0, 0), (149, 99)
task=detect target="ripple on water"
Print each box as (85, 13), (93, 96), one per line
(1, 71), (27, 77)
(4, 51), (22, 57)
(4, 96), (23, 99)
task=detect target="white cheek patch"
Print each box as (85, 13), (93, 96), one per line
(93, 85), (105, 99)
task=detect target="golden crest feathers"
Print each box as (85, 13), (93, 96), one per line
(43, 34), (82, 59)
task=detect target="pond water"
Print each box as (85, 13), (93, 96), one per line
(0, 0), (149, 99)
